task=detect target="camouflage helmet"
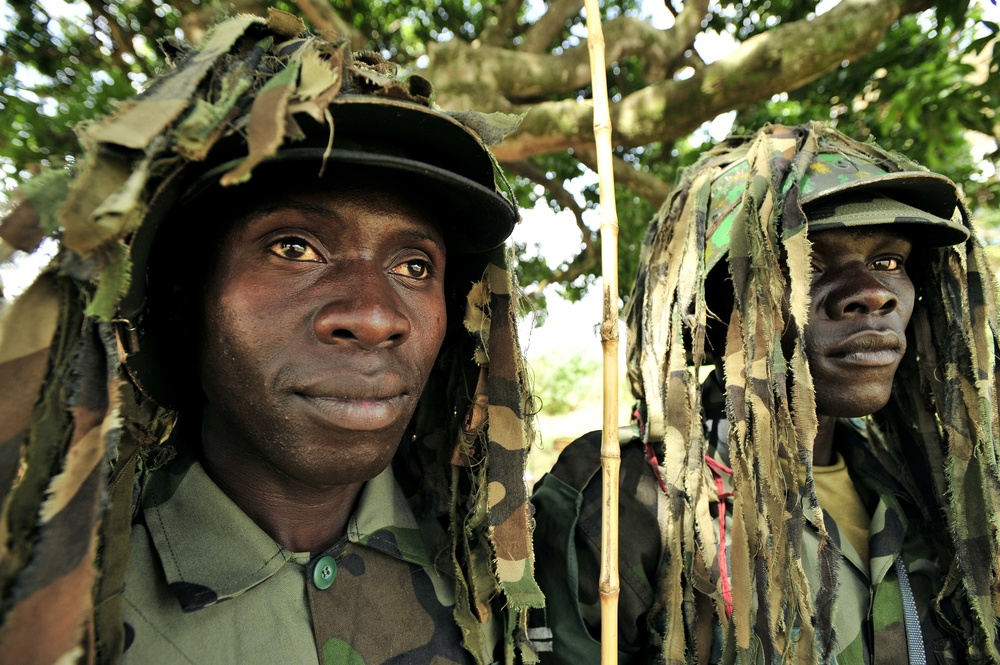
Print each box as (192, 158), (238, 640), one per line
(0, 11), (545, 662)
(703, 136), (970, 274)
(55, 11), (524, 408)
(626, 122), (977, 422)
(625, 124), (1000, 663)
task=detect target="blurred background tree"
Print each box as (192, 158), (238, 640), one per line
(2, 0), (998, 309)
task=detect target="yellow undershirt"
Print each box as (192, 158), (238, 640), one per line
(810, 452), (871, 567)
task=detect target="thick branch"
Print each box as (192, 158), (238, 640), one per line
(519, 0), (584, 53)
(525, 250), (599, 299)
(429, 15), (689, 108)
(660, 0), (711, 78)
(490, 0), (931, 161)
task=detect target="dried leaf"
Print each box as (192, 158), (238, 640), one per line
(297, 46), (344, 102)
(89, 15), (261, 150)
(58, 151), (133, 255)
(61, 155), (151, 257)
(266, 8), (305, 38)
(220, 58), (302, 186)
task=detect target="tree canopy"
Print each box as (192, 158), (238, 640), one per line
(2, 0), (998, 308)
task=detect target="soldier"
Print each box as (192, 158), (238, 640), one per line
(0, 11), (543, 664)
(531, 122), (1000, 662)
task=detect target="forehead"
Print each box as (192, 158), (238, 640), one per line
(810, 224), (913, 242)
(219, 169), (444, 241)
(808, 225), (913, 256)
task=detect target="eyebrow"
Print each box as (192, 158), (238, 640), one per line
(393, 227), (445, 246)
(241, 199), (446, 246)
(242, 199), (339, 223)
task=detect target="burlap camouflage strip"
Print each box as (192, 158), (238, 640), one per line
(626, 121), (1000, 663)
(0, 10), (542, 664)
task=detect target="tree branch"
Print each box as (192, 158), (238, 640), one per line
(507, 159), (596, 252)
(524, 250), (599, 299)
(488, 0), (932, 160)
(518, 0), (584, 53)
(655, 0), (710, 78)
(430, 15), (691, 108)
(573, 147), (671, 204)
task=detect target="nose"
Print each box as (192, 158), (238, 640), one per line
(824, 267), (897, 320)
(313, 271), (411, 349)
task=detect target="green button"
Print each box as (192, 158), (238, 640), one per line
(313, 556), (337, 590)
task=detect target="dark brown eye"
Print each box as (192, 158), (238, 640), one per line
(391, 259), (433, 280)
(270, 238), (322, 262)
(870, 257), (901, 271)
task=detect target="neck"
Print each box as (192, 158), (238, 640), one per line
(813, 415), (837, 466)
(200, 445), (364, 553)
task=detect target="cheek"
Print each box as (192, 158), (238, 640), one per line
(414, 293), (448, 371)
(428, 300), (448, 356)
(898, 282), (916, 326)
(198, 275), (275, 388)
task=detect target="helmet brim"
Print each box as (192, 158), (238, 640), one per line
(804, 193), (970, 247)
(180, 95), (518, 254)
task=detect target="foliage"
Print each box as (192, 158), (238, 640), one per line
(2, 0), (998, 306)
(527, 347), (602, 416)
(0, 0), (186, 183)
(734, 9), (1000, 222)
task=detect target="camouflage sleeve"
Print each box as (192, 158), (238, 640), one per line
(531, 431), (664, 664)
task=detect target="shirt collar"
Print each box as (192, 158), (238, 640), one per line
(348, 463), (438, 567)
(141, 457), (435, 610)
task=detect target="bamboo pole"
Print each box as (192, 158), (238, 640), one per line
(582, 2), (621, 663)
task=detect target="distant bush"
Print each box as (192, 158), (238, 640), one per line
(527, 349), (603, 416)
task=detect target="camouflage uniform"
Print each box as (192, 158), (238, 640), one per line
(533, 420), (965, 663)
(123, 445), (500, 663)
(0, 11), (543, 664)
(531, 123), (1000, 663)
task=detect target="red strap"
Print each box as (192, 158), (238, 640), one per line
(644, 441), (669, 493)
(704, 455), (734, 619)
(643, 438), (734, 619)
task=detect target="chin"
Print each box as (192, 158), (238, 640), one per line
(815, 390), (892, 419)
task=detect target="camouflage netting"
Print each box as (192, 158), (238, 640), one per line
(626, 122), (1000, 662)
(0, 10), (542, 664)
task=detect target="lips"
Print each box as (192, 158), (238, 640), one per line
(826, 330), (904, 367)
(298, 394), (411, 431)
(293, 374), (418, 431)
(298, 383), (409, 401)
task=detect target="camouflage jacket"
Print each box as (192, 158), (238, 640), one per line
(531, 420), (968, 663)
(123, 437), (505, 665)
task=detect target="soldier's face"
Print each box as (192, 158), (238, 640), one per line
(197, 180), (448, 487)
(803, 226), (915, 418)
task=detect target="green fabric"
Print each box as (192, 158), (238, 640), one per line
(124, 451), (500, 663)
(532, 431), (665, 664)
(531, 472), (604, 664)
(532, 421), (968, 663)
(0, 11), (540, 664)
(621, 122), (1000, 662)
